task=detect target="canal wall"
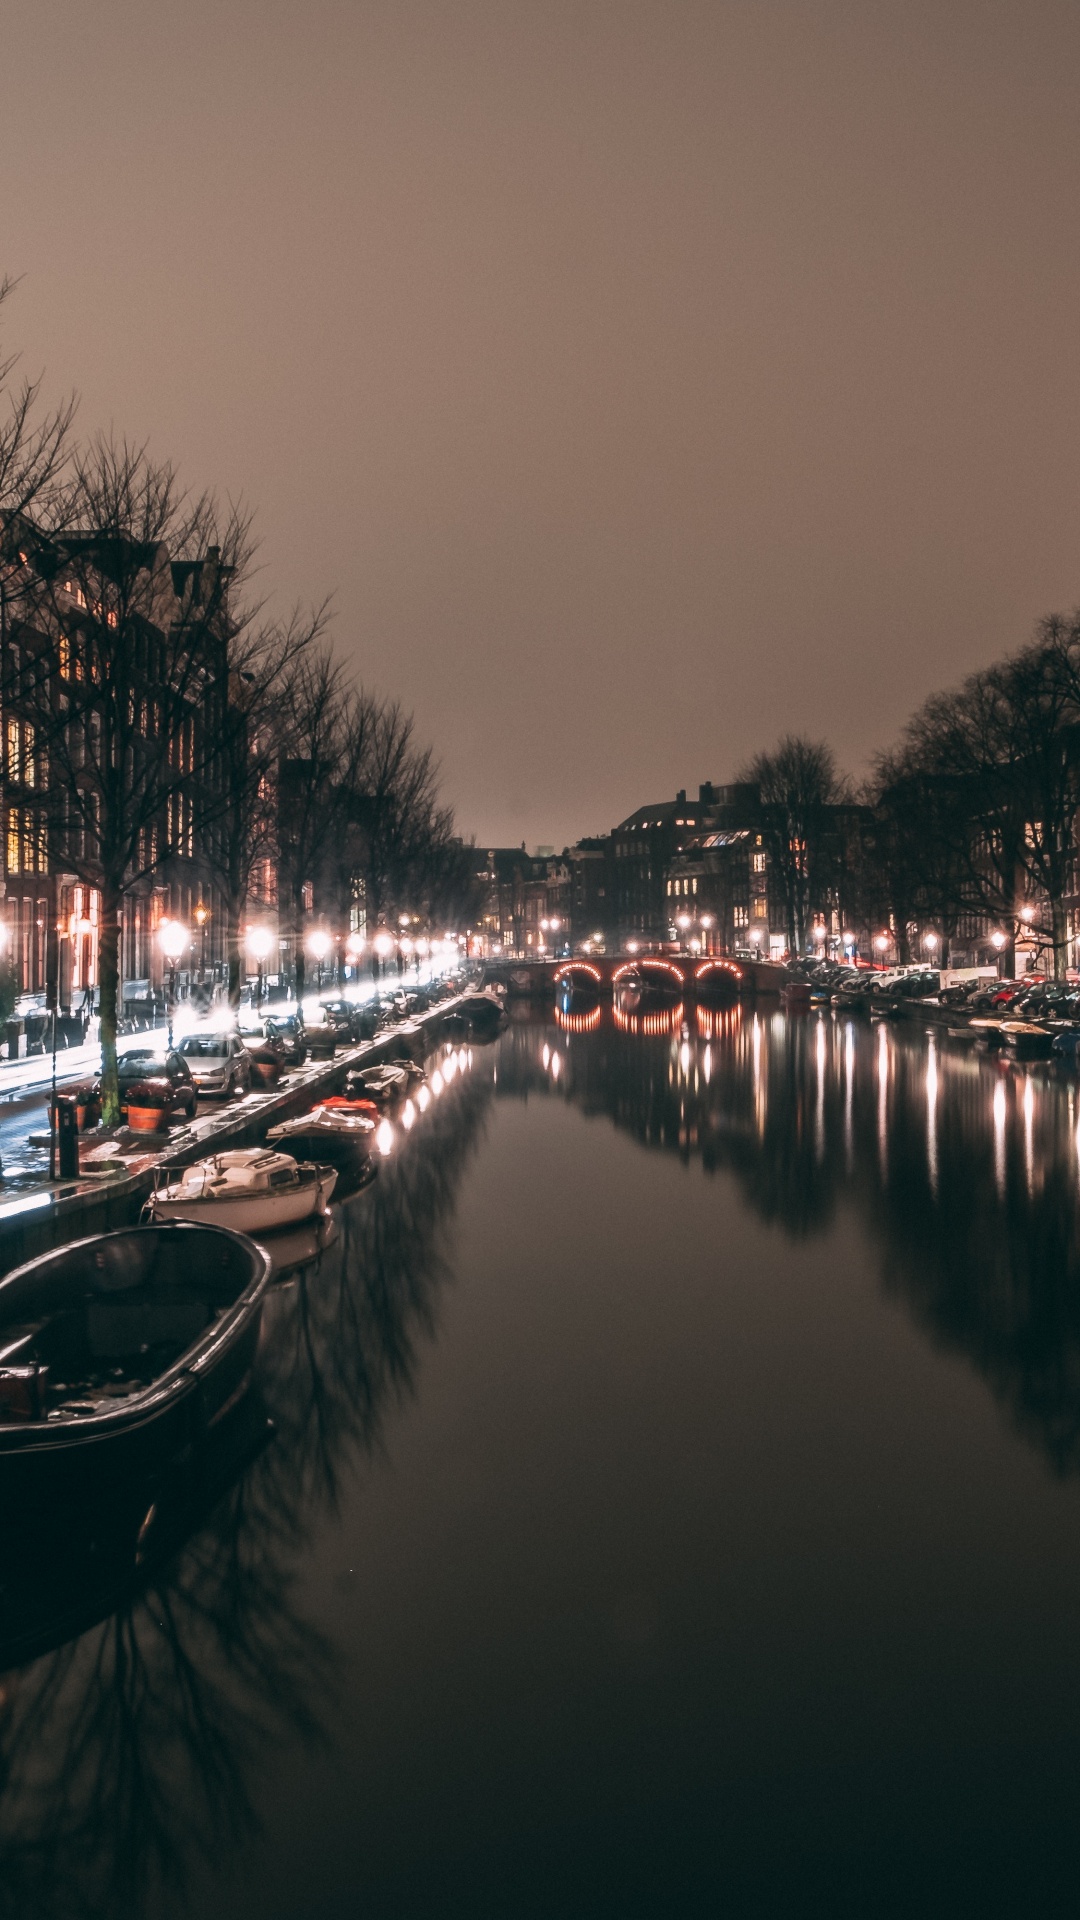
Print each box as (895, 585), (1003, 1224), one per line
(0, 997), (466, 1272)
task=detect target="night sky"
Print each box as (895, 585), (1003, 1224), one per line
(4, 0), (1079, 850)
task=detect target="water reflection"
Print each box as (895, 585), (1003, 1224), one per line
(500, 1008), (1080, 1474)
(0, 1048), (495, 1919)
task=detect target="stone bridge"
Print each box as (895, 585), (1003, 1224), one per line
(483, 954), (788, 999)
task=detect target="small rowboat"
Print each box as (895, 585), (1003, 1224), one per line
(147, 1148), (337, 1233)
(267, 1104), (376, 1165)
(1000, 1021), (1054, 1059)
(343, 1063), (410, 1106)
(0, 1223), (270, 1502)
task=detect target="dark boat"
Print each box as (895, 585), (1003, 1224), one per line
(0, 1223), (270, 1503)
(1000, 1021), (1054, 1059)
(267, 1104), (376, 1165)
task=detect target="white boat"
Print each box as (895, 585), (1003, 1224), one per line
(345, 1062), (410, 1105)
(147, 1149), (337, 1233)
(266, 1106), (376, 1164)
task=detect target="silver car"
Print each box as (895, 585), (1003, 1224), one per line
(177, 1031), (253, 1097)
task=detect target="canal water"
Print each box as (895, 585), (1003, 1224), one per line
(4, 1003), (1080, 1917)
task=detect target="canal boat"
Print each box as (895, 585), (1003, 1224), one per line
(1000, 1021), (1055, 1060)
(266, 1104), (376, 1166)
(0, 1223), (270, 1499)
(780, 979), (812, 1010)
(147, 1148), (337, 1233)
(344, 1062), (412, 1106)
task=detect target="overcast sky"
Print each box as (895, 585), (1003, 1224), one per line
(3, 0), (1079, 849)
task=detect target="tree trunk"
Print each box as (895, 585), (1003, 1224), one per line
(228, 945), (243, 1007)
(1052, 893), (1069, 980)
(98, 879), (122, 1128)
(293, 892), (306, 1002)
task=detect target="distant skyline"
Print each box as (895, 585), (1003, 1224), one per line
(3, 0), (1080, 850)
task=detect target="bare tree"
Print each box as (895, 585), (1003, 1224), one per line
(200, 602), (328, 1004)
(276, 646), (352, 1000)
(897, 620), (1080, 977)
(739, 736), (845, 954)
(9, 437), (251, 1121)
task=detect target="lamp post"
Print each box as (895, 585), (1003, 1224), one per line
(700, 912), (714, 955)
(923, 931), (939, 962)
(373, 928), (394, 980)
(306, 928), (331, 993)
(158, 919), (189, 1049)
(676, 912), (691, 949)
(246, 925), (273, 1009)
(193, 899), (211, 979)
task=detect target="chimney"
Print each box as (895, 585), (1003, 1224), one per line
(699, 781), (716, 807)
(676, 789), (686, 806)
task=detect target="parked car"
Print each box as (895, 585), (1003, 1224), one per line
(318, 999), (368, 1044)
(93, 1045), (198, 1122)
(264, 1010), (307, 1065)
(177, 1030), (253, 1097)
(236, 1014), (290, 1085)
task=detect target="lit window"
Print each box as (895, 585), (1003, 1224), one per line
(6, 810), (19, 874)
(6, 718), (19, 782)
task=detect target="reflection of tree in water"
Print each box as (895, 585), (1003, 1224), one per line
(256, 1062), (495, 1524)
(0, 1055), (495, 1920)
(505, 1007), (1080, 1474)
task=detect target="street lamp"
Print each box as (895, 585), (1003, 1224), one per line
(158, 918), (189, 1048)
(194, 898), (211, 978)
(874, 933), (889, 955)
(923, 931), (939, 961)
(992, 930), (1007, 950)
(306, 928), (331, 991)
(246, 925), (274, 1008)
(372, 928), (394, 979)
(699, 913), (714, 954)
(676, 912), (692, 948)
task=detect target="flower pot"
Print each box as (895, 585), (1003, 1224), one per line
(127, 1105), (166, 1133)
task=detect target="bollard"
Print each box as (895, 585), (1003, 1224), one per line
(56, 1097), (80, 1179)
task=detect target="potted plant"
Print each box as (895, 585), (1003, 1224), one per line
(125, 1079), (171, 1133)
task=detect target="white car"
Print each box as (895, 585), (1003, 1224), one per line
(177, 1031), (254, 1097)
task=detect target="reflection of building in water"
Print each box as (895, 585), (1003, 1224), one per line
(0, 1054), (496, 1918)
(498, 1009), (1080, 1477)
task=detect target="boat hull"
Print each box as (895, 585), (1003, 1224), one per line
(149, 1167), (336, 1233)
(0, 1223), (270, 1508)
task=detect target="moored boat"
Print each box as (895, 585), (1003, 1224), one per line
(343, 1062), (411, 1106)
(147, 1148), (337, 1233)
(1000, 1021), (1054, 1059)
(266, 1104), (376, 1165)
(0, 1223), (269, 1500)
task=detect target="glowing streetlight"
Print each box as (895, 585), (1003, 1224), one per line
(874, 933), (889, 954)
(306, 927), (331, 991)
(991, 930), (1007, 950)
(1020, 905), (1034, 924)
(158, 919), (189, 1047)
(923, 931), (939, 954)
(813, 924), (827, 945)
(373, 929), (394, 958)
(246, 925), (273, 1007)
